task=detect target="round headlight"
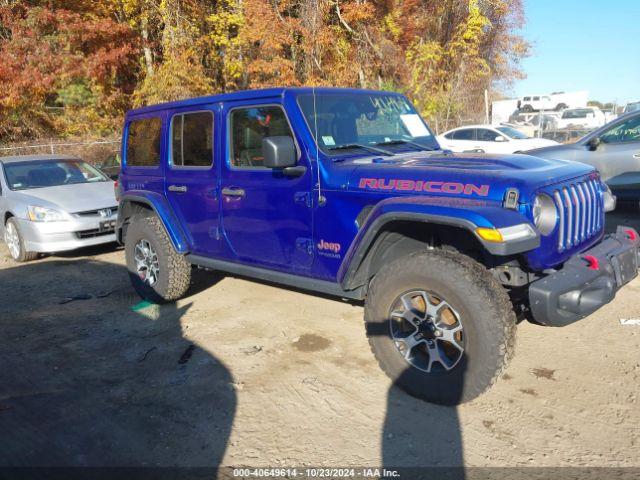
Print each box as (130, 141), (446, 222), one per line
(532, 194), (557, 236)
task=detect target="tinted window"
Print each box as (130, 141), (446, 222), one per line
(624, 102), (640, 113)
(126, 118), (161, 167)
(452, 129), (475, 140)
(533, 96), (540, 101)
(562, 109), (591, 119)
(230, 106), (293, 168)
(497, 126), (529, 139)
(477, 129), (500, 142)
(600, 116), (640, 144)
(523, 97), (531, 101)
(171, 111), (213, 167)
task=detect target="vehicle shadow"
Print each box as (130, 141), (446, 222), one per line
(0, 258), (235, 469)
(44, 241), (122, 260)
(382, 370), (465, 478)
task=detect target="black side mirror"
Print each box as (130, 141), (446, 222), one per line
(587, 137), (601, 151)
(262, 136), (297, 169)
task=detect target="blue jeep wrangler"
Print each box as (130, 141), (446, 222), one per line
(116, 87), (639, 404)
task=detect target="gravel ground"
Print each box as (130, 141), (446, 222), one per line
(0, 212), (639, 470)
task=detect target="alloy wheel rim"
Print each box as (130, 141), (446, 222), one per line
(389, 290), (464, 373)
(134, 239), (160, 287)
(4, 222), (20, 259)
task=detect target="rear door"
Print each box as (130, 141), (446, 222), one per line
(448, 128), (477, 152)
(219, 100), (314, 271)
(164, 107), (222, 256)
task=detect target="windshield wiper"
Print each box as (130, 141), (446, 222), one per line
(328, 143), (394, 156)
(373, 139), (438, 151)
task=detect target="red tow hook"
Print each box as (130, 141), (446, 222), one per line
(625, 229), (637, 242)
(583, 255), (600, 271)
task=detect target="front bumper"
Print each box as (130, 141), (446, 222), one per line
(15, 215), (117, 253)
(529, 226), (640, 327)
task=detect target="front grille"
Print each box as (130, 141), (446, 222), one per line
(75, 228), (115, 239)
(75, 206), (118, 217)
(552, 178), (603, 252)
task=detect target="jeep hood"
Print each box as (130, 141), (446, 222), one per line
(339, 151), (595, 203)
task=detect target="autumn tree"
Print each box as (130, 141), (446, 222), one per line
(0, 0), (529, 140)
(0, 3), (138, 139)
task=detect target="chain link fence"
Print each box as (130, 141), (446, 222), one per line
(0, 138), (121, 166)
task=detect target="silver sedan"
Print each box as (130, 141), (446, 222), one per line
(527, 111), (640, 206)
(1, 154), (118, 262)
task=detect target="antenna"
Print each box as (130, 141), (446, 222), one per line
(312, 85), (325, 206)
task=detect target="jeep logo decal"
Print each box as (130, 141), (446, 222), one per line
(358, 178), (490, 197)
(317, 239), (341, 254)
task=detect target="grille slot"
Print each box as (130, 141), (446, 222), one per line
(75, 206), (118, 217)
(552, 178), (602, 252)
(75, 228), (115, 239)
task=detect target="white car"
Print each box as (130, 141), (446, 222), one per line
(556, 107), (606, 130)
(437, 125), (559, 154)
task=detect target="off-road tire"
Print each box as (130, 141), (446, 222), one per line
(125, 215), (191, 303)
(5, 217), (37, 262)
(364, 249), (516, 405)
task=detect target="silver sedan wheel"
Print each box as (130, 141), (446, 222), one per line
(134, 239), (160, 287)
(389, 290), (464, 373)
(4, 221), (21, 260)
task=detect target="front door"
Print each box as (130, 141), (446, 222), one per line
(220, 102), (314, 272)
(164, 108), (222, 257)
(590, 115), (640, 198)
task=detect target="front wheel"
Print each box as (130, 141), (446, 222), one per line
(4, 218), (37, 262)
(365, 249), (516, 405)
(125, 215), (191, 303)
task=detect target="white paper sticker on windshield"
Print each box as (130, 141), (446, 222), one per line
(322, 135), (336, 146)
(400, 114), (430, 137)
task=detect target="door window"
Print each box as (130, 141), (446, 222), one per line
(229, 106), (294, 168)
(451, 129), (475, 140)
(477, 129), (501, 142)
(171, 111), (214, 167)
(126, 117), (161, 167)
(599, 116), (640, 144)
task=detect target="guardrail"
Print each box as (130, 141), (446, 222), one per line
(0, 139), (120, 164)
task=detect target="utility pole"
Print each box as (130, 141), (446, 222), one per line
(484, 89), (490, 124)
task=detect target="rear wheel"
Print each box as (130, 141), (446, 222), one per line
(125, 215), (191, 303)
(4, 218), (37, 262)
(521, 104), (533, 113)
(365, 249), (516, 405)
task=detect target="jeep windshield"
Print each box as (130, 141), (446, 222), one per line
(297, 92), (440, 157)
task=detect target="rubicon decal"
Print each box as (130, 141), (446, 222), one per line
(358, 178), (490, 197)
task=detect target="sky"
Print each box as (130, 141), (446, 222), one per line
(513, 0), (639, 105)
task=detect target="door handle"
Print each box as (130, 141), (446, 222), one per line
(168, 185), (188, 193)
(222, 187), (245, 197)
(633, 153), (640, 159)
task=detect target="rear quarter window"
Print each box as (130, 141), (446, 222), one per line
(126, 117), (162, 167)
(452, 129), (474, 140)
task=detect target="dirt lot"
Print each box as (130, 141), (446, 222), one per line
(1, 212), (639, 470)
